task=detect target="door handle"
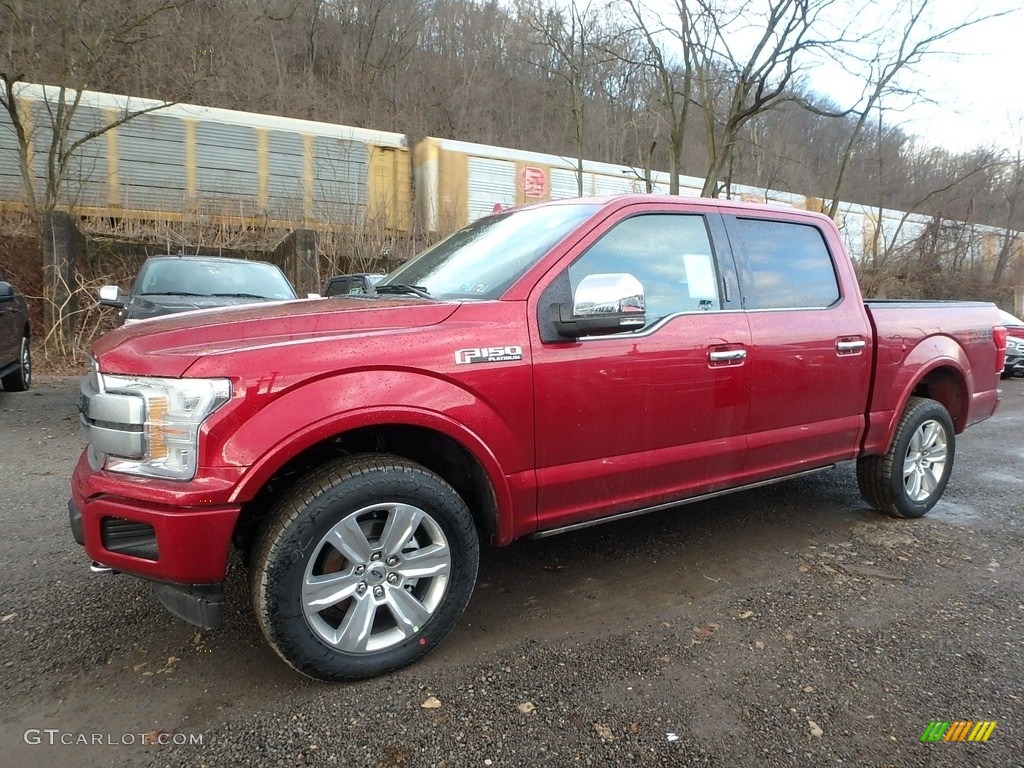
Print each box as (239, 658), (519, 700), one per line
(836, 339), (866, 354)
(708, 349), (747, 362)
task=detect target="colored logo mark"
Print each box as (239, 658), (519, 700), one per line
(920, 720), (997, 742)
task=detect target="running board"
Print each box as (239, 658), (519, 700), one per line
(528, 464), (836, 540)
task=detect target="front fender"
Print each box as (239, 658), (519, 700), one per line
(217, 370), (531, 541)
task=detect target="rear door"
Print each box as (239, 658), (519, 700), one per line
(530, 208), (751, 531)
(722, 214), (872, 476)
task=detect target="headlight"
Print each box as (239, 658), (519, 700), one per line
(98, 375), (231, 480)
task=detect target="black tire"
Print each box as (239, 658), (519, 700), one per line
(856, 396), (955, 518)
(1, 334), (31, 392)
(251, 453), (479, 681)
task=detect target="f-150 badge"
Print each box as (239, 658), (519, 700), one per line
(455, 346), (523, 364)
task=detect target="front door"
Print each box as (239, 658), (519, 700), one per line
(531, 211), (751, 531)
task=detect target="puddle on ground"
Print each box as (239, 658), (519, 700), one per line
(927, 500), (982, 527)
(981, 470), (1024, 485)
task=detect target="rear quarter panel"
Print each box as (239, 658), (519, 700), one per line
(863, 301), (1002, 454)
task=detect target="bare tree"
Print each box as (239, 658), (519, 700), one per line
(616, 0), (707, 195)
(0, 0), (196, 350)
(684, 0), (846, 197)
(822, 0), (1018, 218)
(518, 0), (613, 195)
(991, 150), (1024, 285)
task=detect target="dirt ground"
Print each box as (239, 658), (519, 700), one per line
(1, 375), (1022, 767)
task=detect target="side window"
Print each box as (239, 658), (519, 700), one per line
(568, 214), (720, 327)
(729, 218), (840, 309)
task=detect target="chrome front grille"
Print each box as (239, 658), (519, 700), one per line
(79, 369), (146, 460)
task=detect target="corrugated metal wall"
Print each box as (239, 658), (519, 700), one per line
(265, 130), (307, 218)
(549, 168), (583, 200)
(311, 136), (369, 224)
(467, 157), (516, 221)
(117, 111), (189, 210)
(0, 83), (407, 230)
(0, 83), (1017, 267)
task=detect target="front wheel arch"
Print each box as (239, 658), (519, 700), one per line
(233, 422), (504, 563)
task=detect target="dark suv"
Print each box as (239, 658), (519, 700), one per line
(321, 273), (384, 297)
(100, 255), (297, 324)
(0, 273), (30, 391)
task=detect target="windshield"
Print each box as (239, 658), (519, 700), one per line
(377, 203), (600, 300)
(136, 259), (296, 300)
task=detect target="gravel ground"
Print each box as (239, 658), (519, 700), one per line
(1, 376), (1022, 768)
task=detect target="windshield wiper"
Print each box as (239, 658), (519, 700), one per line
(209, 293), (270, 299)
(139, 291), (206, 297)
(374, 284), (432, 299)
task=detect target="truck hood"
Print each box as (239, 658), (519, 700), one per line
(93, 296), (461, 377)
(123, 293), (283, 322)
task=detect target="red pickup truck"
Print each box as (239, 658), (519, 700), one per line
(70, 196), (1008, 681)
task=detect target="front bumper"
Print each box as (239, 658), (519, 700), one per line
(70, 452), (242, 629)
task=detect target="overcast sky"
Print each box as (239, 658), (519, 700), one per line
(803, 0), (1024, 155)
(644, 0), (1023, 156)
(897, 8), (1024, 154)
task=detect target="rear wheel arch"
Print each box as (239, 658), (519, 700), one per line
(907, 365), (968, 433)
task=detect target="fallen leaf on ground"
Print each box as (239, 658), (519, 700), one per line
(421, 696), (442, 709)
(692, 623), (719, 643)
(594, 723), (616, 742)
(808, 720), (823, 738)
(738, 611), (755, 620)
(517, 702), (536, 715)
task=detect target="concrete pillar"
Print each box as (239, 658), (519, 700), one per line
(273, 229), (319, 296)
(41, 210), (83, 348)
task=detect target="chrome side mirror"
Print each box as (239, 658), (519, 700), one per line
(554, 273), (646, 338)
(98, 284), (124, 307)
